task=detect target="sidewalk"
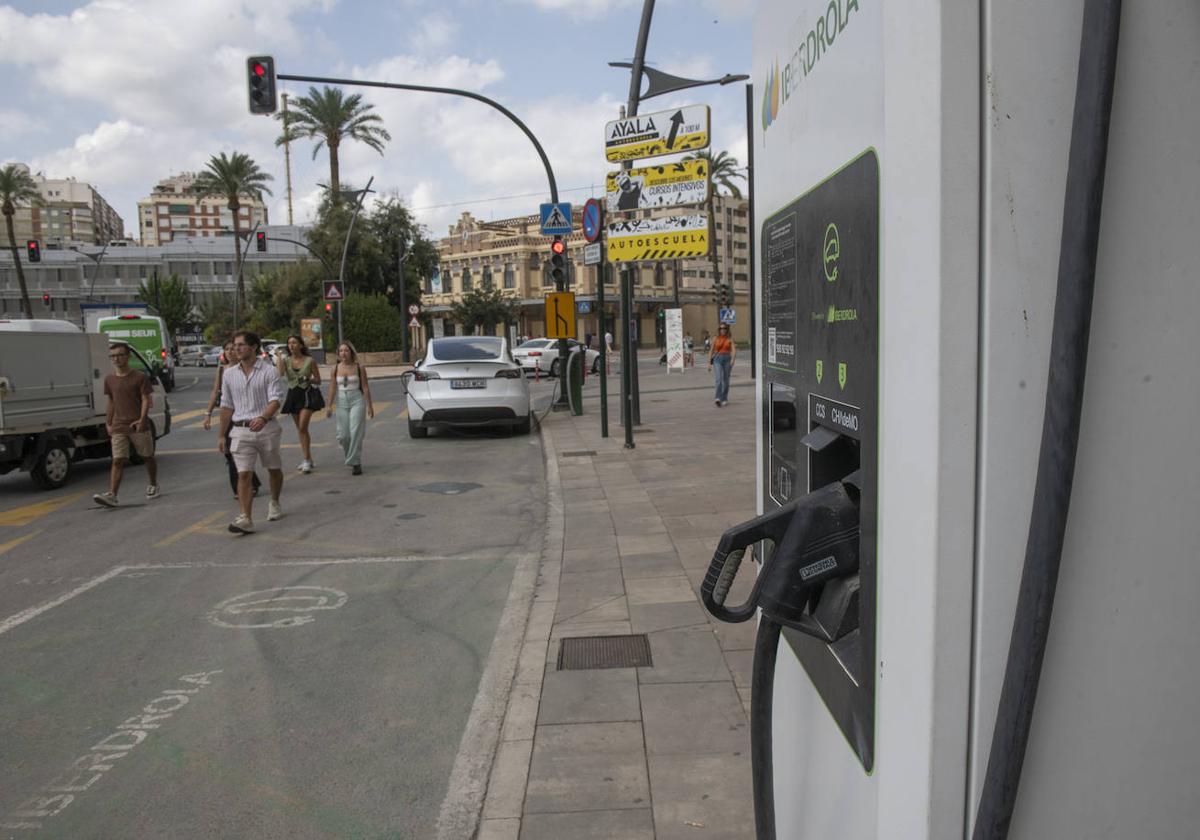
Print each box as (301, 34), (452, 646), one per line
(479, 365), (758, 840)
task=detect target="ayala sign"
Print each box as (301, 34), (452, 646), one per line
(762, 0), (862, 133)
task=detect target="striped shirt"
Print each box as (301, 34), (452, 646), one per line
(219, 358), (286, 422)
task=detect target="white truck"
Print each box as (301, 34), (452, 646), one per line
(0, 328), (171, 490)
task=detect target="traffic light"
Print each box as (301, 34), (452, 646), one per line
(26, 240), (40, 263)
(256, 231), (267, 252)
(41, 293), (50, 306)
(246, 56), (277, 115)
(549, 237), (567, 289)
(324, 303), (333, 315)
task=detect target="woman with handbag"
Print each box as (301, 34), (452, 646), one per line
(278, 334), (323, 473)
(325, 341), (374, 475)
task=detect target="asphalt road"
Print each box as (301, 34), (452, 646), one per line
(0, 371), (555, 839)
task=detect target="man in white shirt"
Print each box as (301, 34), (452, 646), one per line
(218, 330), (286, 534)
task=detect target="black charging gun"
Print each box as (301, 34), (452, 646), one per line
(700, 472), (862, 840)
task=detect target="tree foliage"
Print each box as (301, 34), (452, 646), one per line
(450, 286), (521, 335)
(136, 273), (192, 339)
(341, 293), (404, 352)
(0, 163), (40, 318)
(197, 294), (236, 345)
(246, 261), (325, 338)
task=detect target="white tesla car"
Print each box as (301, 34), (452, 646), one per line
(512, 338), (601, 376)
(404, 336), (532, 437)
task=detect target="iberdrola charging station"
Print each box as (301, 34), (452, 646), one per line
(701, 1), (1199, 838)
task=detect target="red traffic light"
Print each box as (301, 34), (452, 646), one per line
(41, 293), (50, 304)
(324, 303), (332, 314)
(26, 240), (40, 262)
(253, 62), (266, 77)
(551, 239), (566, 255)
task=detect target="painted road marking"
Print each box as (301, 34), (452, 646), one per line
(169, 408), (208, 423)
(0, 566), (126, 637)
(0, 530), (42, 556)
(0, 491), (88, 527)
(206, 586), (348, 629)
(3, 670), (222, 832)
(153, 511), (227, 548)
(397, 407), (409, 420)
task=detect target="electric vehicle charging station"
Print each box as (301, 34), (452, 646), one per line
(705, 1), (1199, 837)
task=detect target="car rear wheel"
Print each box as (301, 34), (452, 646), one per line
(408, 419), (429, 439)
(550, 359), (561, 377)
(31, 439), (72, 490)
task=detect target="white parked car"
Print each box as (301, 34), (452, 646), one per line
(512, 338), (600, 377)
(404, 336), (531, 437)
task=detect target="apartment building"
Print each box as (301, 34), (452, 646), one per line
(427, 193), (750, 346)
(137, 172), (268, 246)
(3, 164), (125, 247)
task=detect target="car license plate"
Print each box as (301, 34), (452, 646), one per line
(451, 378), (486, 389)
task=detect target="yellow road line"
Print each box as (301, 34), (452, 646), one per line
(397, 407), (409, 420)
(0, 491), (89, 527)
(154, 511), (227, 548)
(170, 408), (208, 423)
(0, 529), (42, 555)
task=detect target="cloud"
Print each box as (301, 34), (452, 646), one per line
(511, 0), (641, 21)
(0, 109), (46, 141)
(407, 12), (458, 53)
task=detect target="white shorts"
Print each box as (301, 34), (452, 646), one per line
(229, 422), (282, 472)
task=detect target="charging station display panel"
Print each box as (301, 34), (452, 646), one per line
(763, 149), (879, 769)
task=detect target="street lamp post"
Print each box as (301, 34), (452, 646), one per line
(611, 0), (749, 449)
(336, 177), (375, 348)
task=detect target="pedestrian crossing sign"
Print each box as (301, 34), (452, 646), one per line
(540, 202), (573, 236)
(323, 281), (344, 301)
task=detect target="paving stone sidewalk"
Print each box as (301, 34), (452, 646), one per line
(479, 365), (758, 840)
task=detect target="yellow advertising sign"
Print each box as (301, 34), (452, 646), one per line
(604, 105), (710, 163)
(606, 215), (710, 263)
(606, 159), (710, 212)
(544, 292), (577, 339)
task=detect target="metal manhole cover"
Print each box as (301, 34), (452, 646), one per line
(561, 450), (597, 458)
(415, 482), (482, 495)
(557, 634), (653, 670)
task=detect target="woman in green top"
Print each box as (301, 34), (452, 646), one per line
(278, 334), (324, 473)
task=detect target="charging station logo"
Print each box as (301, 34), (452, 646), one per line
(823, 222), (840, 281)
(761, 60), (781, 132)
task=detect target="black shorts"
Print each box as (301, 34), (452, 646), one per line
(282, 386), (325, 414)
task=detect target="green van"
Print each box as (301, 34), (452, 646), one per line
(96, 314), (176, 391)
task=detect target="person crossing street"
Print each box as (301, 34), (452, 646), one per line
(217, 331), (286, 534)
(92, 343), (159, 507)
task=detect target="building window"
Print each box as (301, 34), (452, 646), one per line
(462, 267), (472, 291)
(481, 266), (493, 289)
(654, 262), (665, 287)
(503, 263), (515, 289)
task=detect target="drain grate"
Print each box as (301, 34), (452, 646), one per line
(557, 634), (653, 670)
(561, 450), (597, 458)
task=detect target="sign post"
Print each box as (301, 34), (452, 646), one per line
(545, 291), (577, 339)
(665, 308), (684, 372)
(604, 105), (711, 162)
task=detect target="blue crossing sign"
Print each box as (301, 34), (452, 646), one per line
(540, 202), (573, 236)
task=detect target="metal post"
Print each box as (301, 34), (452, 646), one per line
(620, 259), (635, 449)
(597, 206), (609, 438)
(746, 83), (757, 379)
(337, 176), (374, 347)
(398, 244), (410, 363)
(282, 92), (294, 226)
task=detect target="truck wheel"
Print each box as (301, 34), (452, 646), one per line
(162, 372), (175, 393)
(31, 441), (72, 490)
(408, 419), (429, 439)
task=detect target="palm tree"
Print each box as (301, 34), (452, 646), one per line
(275, 86), (391, 203)
(193, 152), (273, 319)
(0, 163), (40, 318)
(683, 150), (746, 299)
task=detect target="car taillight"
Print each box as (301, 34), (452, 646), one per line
(413, 370), (441, 382)
(528, 351), (542, 356)
(495, 368), (522, 379)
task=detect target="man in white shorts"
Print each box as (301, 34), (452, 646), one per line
(218, 330), (286, 534)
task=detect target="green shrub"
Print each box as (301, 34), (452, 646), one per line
(338, 293), (404, 352)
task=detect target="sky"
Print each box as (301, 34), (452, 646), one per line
(0, 0), (752, 243)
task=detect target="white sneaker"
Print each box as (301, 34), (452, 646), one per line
(267, 500), (282, 521)
(299, 460), (313, 474)
(228, 513), (254, 534)
(146, 484), (160, 499)
(93, 492), (119, 508)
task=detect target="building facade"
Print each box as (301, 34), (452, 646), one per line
(426, 193), (750, 347)
(137, 172), (269, 246)
(0, 225), (312, 324)
(3, 164), (125, 247)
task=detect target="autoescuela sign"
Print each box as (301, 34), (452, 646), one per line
(606, 214), (710, 263)
(604, 105), (710, 163)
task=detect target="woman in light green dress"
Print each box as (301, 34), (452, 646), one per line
(325, 341), (374, 475)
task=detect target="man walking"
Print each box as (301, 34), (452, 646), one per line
(218, 331), (286, 534)
(93, 343), (159, 507)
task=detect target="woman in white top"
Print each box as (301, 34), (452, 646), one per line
(325, 341), (374, 475)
